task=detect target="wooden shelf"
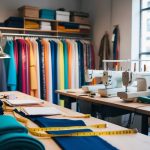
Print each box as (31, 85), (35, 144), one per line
(24, 17), (91, 26)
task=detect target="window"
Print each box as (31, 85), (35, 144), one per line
(140, 0), (150, 71)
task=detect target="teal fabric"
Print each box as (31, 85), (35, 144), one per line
(62, 41), (68, 89)
(0, 133), (45, 150)
(0, 115), (27, 135)
(4, 40), (17, 91)
(0, 115), (45, 150)
(138, 96), (150, 103)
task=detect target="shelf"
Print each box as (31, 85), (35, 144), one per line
(24, 17), (91, 26)
(58, 30), (90, 35)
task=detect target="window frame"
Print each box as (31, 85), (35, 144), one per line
(140, 0), (150, 70)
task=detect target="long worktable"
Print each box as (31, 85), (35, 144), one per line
(2, 91), (150, 150)
(56, 89), (150, 135)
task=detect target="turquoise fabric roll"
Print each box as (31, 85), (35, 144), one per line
(0, 115), (45, 150)
(0, 133), (45, 150)
(0, 115), (27, 135)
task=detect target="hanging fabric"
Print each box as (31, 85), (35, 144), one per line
(98, 32), (111, 69)
(112, 25), (120, 69)
(3, 37), (95, 104)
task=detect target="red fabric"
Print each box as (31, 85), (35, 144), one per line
(14, 40), (18, 72)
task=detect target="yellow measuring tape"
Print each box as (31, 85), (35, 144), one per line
(12, 111), (138, 138)
(29, 129), (138, 138)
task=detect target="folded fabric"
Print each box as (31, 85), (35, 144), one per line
(41, 22), (51, 26)
(4, 17), (24, 28)
(0, 133), (45, 150)
(0, 115), (28, 135)
(15, 110), (118, 150)
(25, 21), (40, 29)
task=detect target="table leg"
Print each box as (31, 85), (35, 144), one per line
(141, 115), (149, 135)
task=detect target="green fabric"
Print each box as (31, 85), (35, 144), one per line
(0, 115), (45, 150)
(0, 115), (27, 135)
(138, 96), (150, 103)
(0, 133), (45, 150)
(62, 41), (68, 89)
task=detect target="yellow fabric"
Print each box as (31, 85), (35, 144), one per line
(58, 41), (64, 90)
(26, 39), (38, 97)
(25, 21), (40, 29)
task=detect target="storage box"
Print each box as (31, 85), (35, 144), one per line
(56, 11), (70, 22)
(18, 6), (39, 18)
(40, 9), (55, 20)
(71, 16), (89, 24)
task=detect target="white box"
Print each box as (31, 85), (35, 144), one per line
(56, 11), (70, 22)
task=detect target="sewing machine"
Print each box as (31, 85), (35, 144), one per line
(117, 71), (150, 102)
(82, 70), (125, 97)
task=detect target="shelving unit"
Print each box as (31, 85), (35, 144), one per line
(0, 17), (91, 38)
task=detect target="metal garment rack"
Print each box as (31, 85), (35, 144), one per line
(1, 32), (92, 40)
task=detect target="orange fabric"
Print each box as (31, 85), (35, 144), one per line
(67, 41), (72, 89)
(25, 39), (38, 97)
(41, 39), (49, 101)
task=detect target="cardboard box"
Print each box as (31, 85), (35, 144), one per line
(71, 16), (89, 24)
(18, 6), (39, 18)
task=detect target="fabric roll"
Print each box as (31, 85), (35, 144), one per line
(50, 40), (58, 104)
(67, 40), (72, 89)
(0, 133), (45, 150)
(0, 115), (27, 135)
(4, 40), (17, 91)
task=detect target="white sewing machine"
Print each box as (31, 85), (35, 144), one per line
(82, 70), (125, 97)
(117, 71), (150, 102)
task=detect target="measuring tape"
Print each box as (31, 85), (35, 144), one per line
(12, 111), (137, 138)
(29, 129), (138, 138)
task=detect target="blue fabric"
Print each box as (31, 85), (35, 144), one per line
(4, 41), (17, 91)
(0, 60), (7, 91)
(37, 40), (44, 100)
(14, 110), (117, 150)
(32, 117), (118, 150)
(113, 27), (118, 61)
(50, 40), (58, 104)
(77, 41), (85, 87)
(40, 9), (55, 20)
(62, 40), (68, 89)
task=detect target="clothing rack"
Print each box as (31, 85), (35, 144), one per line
(1, 32), (92, 40)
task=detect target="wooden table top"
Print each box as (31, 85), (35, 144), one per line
(2, 91), (150, 150)
(56, 89), (150, 112)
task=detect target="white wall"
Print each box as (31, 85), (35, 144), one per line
(81, 0), (133, 70)
(81, 0), (111, 69)
(0, 0), (81, 22)
(111, 0), (132, 70)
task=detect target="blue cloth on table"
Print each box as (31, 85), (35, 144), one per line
(14, 110), (118, 150)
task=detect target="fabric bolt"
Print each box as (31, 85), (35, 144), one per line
(4, 41), (17, 91)
(62, 40), (69, 89)
(0, 60), (7, 91)
(50, 40), (58, 104)
(26, 39), (38, 97)
(13, 40), (18, 73)
(67, 41), (72, 89)
(41, 39), (50, 101)
(37, 40), (45, 100)
(16, 39), (23, 91)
